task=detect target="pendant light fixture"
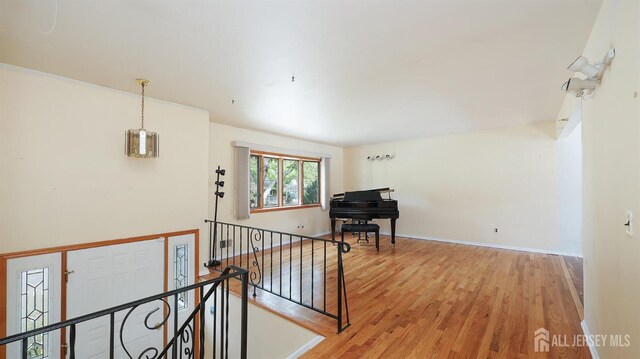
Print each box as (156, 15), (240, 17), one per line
(125, 79), (159, 158)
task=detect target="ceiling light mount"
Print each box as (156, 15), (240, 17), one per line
(567, 56), (599, 78)
(561, 78), (598, 96)
(136, 78), (150, 87)
(367, 154), (394, 161)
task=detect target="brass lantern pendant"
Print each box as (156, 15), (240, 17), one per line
(125, 79), (159, 158)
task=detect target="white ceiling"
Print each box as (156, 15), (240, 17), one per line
(0, 0), (601, 146)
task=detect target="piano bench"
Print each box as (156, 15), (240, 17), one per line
(341, 223), (381, 252)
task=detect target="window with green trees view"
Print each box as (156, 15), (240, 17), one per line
(249, 152), (320, 211)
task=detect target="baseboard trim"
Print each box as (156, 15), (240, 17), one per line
(379, 231), (583, 258)
(581, 320), (600, 359)
(311, 231), (331, 237)
(286, 335), (325, 359)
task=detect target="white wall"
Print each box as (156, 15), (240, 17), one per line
(208, 123), (343, 237)
(557, 123), (583, 257)
(203, 286), (322, 359)
(568, 0), (640, 357)
(344, 121), (582, 255)
(0, 65), (210, 266)
(0, 65), (328, 358)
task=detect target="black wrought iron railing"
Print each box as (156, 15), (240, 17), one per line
(205, 220), (352, 333)
(0, 266), (249, 359)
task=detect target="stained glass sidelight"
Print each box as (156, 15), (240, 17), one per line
(20, 268), (50, 359)
(174, 244), (189, 311)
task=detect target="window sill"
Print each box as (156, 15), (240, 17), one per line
(251, 204), (321, 214)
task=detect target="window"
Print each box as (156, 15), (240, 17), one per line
(283, 160), (299, 206)
(302, 161), (320, 205)
(249, 151), (321, 211)
(263, 157), (279, 208)
(174, 244), (189, 311)
(249, 155), (259, 209)
(21, 268), (50, 359)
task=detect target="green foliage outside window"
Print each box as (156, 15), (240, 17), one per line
(249, 153), (320, 210)
(263, 157), (279, 207)
(249, 155), (259, 208)
(283, 160), (299, 206)
(303, 161), (319, 205)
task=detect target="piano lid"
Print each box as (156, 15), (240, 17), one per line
(332, 188), (395, 201)
(343, 190), (383, 202)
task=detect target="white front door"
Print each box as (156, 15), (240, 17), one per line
(66, 238), (165, 358)
(6, 252), (62, 359)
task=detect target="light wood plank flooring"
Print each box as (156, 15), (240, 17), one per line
(207, 235), (588, 358)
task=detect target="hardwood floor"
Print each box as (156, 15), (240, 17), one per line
(206, 235), (589, 358)
(559, 255), (584, 323)
(562, 256), (584, 307)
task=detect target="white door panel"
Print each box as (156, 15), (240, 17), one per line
(66, 239), (164, 358)
(6, 252), (61, 359)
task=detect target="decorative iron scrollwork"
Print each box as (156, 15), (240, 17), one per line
(120, 299), (171, 359)
(249, 228), (263, 292)
(179, 323), (194, 359)
(338, 242), (351, 254)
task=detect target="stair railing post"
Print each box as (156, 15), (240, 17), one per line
(212, 203), (218, 263)
(240, 270), (249, 359)
(337, 244), (343, 334)
(199, 288), (205, 359)
(209, 220), (214, 265)
(172, 293), (178, 359)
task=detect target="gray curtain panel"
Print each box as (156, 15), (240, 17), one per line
(234, 145), (250, 219)
(321, 157), (331, 210)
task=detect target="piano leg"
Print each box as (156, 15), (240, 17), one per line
(331, 219), (336, 242)
(390, 218), (397, 245)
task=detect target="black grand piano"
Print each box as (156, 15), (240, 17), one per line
(329, 187), (399, 244)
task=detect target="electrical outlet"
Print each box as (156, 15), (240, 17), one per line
(494, 228), (499, 233)
(625, 211), (633, 237)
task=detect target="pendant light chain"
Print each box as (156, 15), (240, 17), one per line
(141, 81), (145, 130)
